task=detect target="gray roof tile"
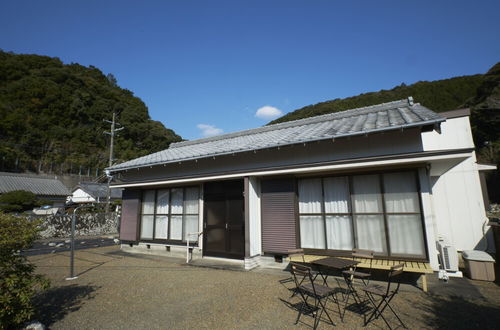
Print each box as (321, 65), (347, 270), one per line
(108, 99), (444, 171)
(0, 173), (70, 196)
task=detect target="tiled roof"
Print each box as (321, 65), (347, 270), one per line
(0, 173), (70, 196)
(108, 99), (444, 172)
(77, 182), (122, 199)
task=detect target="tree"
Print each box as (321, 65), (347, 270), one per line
(0, 190), (39, 213)
(0, 212), (49, 329)
(106, 73), (118, 87)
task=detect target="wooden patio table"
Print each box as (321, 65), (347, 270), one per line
(312, 256), (359, 270)
(311, 257), (360, 286)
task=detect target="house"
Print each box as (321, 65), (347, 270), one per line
(107, 98), (493, 272)
(0, 172), (70, 207)
(68, 182), (123, 204)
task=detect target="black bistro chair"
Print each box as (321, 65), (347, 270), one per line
(361, 263), (407, 329)
(290, 263), (339, 329)
(341, 249), (374, 317)
(286, 249), (326, 297)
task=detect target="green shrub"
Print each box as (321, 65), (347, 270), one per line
(0, 212), (49, 329)
(0, 190), (39, 213)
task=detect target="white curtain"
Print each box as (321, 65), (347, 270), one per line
(154, 215), (169, 239)
(356, 215), (386, 253)
(140, 215), (154, 239)
(141, 190), (155, 214)
(184, 187), (199, 214)
(170, 188), (184, 214)
(384, 172), (424, 255)
(298, 178), (322, 213)
(183, 215), (199, 242)
(299, 215), (325, 248)
(324, 177), (350, 213)
(352, 175), (382, 212)
(323, 177), (353, 250)
(156, 189), (170, 214)
(384, 172), (419, 212)
(388, 215), (425, 255)
(170, 215), (183, 240)
(326, 216), (353, 250)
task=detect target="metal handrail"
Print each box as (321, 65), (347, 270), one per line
(186, 231), (203, 263)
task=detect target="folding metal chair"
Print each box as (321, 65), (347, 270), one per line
(290, 263), (339, 329)
(287, 249), (325, 297)
(341, 249), (374, 318)
(361, 263), (407, 329)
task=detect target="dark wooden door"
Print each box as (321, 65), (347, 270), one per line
(203, 180), (245, 259)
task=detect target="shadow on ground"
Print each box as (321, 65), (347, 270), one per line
(34, 284), (99, 327)
(417, 294), (500, 329)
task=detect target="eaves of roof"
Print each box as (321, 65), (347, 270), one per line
(107, 99), (445, 172)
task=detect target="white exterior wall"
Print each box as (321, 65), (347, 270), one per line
(421, 116), (490, 253)
(70, 188), (96, 203)
(418, 168), (440, 270)
(248, 177), (262, 257)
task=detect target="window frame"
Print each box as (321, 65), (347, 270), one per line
(297, 169), (428, 260)
(139, 186), (200, 245)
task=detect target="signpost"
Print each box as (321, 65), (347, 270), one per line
(65, 203), (97, 280)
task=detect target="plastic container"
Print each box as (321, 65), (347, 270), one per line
(462, 250), (496, 281)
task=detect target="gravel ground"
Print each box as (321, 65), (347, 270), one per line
(23, 235), (118, 257)
(29, 245), (500, 329)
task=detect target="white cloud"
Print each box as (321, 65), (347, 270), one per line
(197, 124), (224, 137)
(255, 105), (283, 120)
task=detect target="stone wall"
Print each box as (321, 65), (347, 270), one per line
(31, 212), (119, 238)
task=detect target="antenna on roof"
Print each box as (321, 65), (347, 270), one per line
(408, 96), (414, 106)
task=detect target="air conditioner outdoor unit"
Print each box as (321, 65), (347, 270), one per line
(437, 237), (463, 279)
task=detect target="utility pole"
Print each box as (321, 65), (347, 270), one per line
(104, 112), (124, 212)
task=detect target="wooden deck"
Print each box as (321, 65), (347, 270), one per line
(290, 254), (433, 292)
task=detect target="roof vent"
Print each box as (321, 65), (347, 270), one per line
(408, 96), (414, 106)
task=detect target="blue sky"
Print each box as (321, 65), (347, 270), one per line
(1, 1), (499, 140)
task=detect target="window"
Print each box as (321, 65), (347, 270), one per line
(298, 171), (425, 258)
(140, 186), (200, 243)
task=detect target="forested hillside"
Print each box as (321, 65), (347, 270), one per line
(270, 75), (485, 124)
(0, 51), (181, 175)
(270, 63), (500, 202)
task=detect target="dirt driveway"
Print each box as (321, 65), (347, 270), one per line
(30, 245), (500, 329)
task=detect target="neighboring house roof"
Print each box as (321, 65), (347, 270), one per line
(75, 182), (123, 199)
(0, 173), (70, 196)
(108, 98), (445, 172)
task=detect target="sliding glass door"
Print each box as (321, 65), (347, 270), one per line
(298, 170), (426, 258)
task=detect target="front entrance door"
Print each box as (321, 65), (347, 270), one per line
(203, 180), (245, 259)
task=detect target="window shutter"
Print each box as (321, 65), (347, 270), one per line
(261, 178), (297, 253)
(120, 189), (141, 241)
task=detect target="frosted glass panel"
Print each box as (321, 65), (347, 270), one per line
(388, 215), (425, 255)
(184, 187), (199, 214)
(156, 189), (170, 214)
(324, 177), (350, 213)
(141, 190), (155, 214)
(140, 215), (154, 239)
(298, 179), (322, 213)
(352, 175), (382, 212)
(326, 215), (353, 250)
(171, 189), (183, 214)
(383, 172), (420, 213)
(355, 215), (386, 253)
(183, 215), (199, 242)
(154, 216), (169, 239)
(299, 215), (325, 249)
(170, 215), (183, 240)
